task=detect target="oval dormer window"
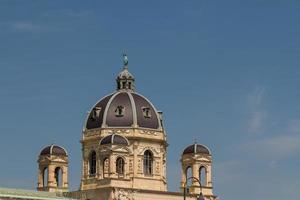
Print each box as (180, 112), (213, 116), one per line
(115, 105), (125, 117)
(142, 107), (151, 118)
(91, 107), (101, 121)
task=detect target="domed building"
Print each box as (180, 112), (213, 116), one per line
(79, 55), (168, 193)
(0, 55), (218, 200)
(67, 55), (218, 200)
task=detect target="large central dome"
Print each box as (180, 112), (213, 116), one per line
(86, 91), (161, 129)
(85, 55), (162, 130)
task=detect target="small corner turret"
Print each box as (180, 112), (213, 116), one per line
(37, 144), (69, 193)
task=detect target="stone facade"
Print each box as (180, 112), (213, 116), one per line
(66, 187), (218, 200)
(80, 127), (167, 192)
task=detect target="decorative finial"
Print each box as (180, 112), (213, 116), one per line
(194, 138), (197, 144)
(123, 53), (128, 68)
(194, 139), (198, 154)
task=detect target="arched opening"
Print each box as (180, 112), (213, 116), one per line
(116, 157), (125, 175)
(89, 151), (96, 176)
(54, 167), (63, 187)
(103, 157), (109, 178)
(185, 166), (192, 186)
(143, 150), (153, 175)
(199, 166), (207, 186)
(42, 167), (48, 187)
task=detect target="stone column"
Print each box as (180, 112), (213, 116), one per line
(125, 156), (129, 178)
(133, 141), (138, 176)
(62, 166), (68, 188)
(180, 164), (186, 189)
(37, 167), (43, 188)
(96, 154), (100, 179)
(98, 157), (103, 179)
(207, 164), (212, 187)
(48, 164), (55, 188)
(192, 163), (199, 187)
(109, 155), (115, 178)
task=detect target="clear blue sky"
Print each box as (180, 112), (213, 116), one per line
(0, 1), (300, 200)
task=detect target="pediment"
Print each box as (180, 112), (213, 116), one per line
(99, 146), (132, 154)
(137, 146), (160, 156)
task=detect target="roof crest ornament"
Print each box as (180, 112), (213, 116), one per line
(194, 138), (198, 153)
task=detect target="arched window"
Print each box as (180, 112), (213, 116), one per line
(54, 167), (62, 187)
(186, 166), (192, 187)
(103, 157), (109, 178)
(42, 167), (48, 187)
(116, 157), (125, 175)
(143, 150), (153, 175)
(89, 151), (96, 176)
(199, 166), (206, 186)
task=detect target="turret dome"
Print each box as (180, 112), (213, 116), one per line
(182, 143), (211, 155)
(40, 144), (68, 156)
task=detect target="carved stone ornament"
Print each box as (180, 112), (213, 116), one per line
(112, 188), (135, 200)
(138, 146), (160, 155)
(155, 161), (160, 173)
(111, 146), (132, 154)
(129, 159), (133, 172)
(139, 130), (158, 136)
(137, 159), (142, 173)
(107, 129), (130, 135)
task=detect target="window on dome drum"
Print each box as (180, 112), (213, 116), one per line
(199, 166), (206, 186)
(143, 150), (153, 175)
(42, 167), (48, 187)
(116, 157), (125, 175)
(89, 151), (96, 176)
(128, 82), (132, 89)
(142, 107), (151, 118)
(115, 105), (125, 117)
(54, 167), (62, 187)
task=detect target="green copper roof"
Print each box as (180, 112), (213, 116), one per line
(0, 187), (76, 200)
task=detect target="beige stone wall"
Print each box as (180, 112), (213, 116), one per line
(80, 127), (167, 192)
(78, 117), (218, 200)
(67, 187), (218, 200)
